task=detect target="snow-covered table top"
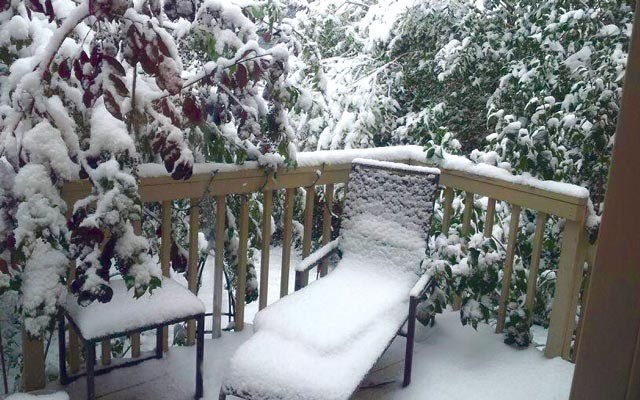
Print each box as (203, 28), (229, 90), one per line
(64, 279), (205, 341)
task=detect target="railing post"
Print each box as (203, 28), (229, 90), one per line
(295, 185), (315, 290)
(160, 200), (171, 351)
(259, 190), (273, 310)
(213, 195), (225, 338)
(187, 198), (200, 345)
(545, 218), (586, 359)
(441, 187), (455, 234)
(496, 204), (521, 333)
(461, 191), (474, 238)
(21, 329), (45, 391)
(131, 220), (142, 357)
(320, 184), (334, 277)
(280, 188), (295, 297)
(525, 212), (547, 326)
(235, 195), (249, 331)
(483, 198), (496, 238)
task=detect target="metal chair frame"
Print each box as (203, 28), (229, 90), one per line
(58, 310), (205, 400)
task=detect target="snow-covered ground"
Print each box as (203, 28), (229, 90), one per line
(41, 246), (573, 399)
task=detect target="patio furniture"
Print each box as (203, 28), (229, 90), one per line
(58, 278), (206, 400)
(220, 158), (440, 400)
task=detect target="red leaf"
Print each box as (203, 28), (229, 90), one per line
(159, 98), (181, 127)
(58, 59), (71, 79)
(103, 55), (126, 76)
(73, 59), (82, 80)
(182, 95), (202, 124)
(27, 0), (44, 13)
(236, 64), (248, 89)
(80, 51), (89, 64)
(45, 0), (54, 22)
(104, 90), (123, 120)
(82, 91), (93, 108)
(252, 61), (262, 82)
(156, 34), (172, 57)
(108, 73), (129, 97)
(90, 46), (102, 66)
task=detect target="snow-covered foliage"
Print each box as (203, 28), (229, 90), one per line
(286, 0), (632, 347)
(0, 0), (299, 338)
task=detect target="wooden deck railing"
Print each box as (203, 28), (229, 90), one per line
(22, 146), (592, 390)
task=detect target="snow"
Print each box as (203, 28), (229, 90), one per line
(410, 271), (433, 298)
(64, 278), (205, 340)
(49, 312), (573, 400)
(295, 238), (340, 272)
(21, 121), (80, 181)
(5, 392), (69, 400)
(87, 101), (136, 157)
(351, 157), (440, 175)
(134, 144), (590, 202)
(47, 246), (572, 400)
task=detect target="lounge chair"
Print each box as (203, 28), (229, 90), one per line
(219, 158), (440, 400)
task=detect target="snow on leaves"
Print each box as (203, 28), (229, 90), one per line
(0, 0), (298, 337)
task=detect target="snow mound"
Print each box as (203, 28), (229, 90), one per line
(64, 278), (205, 340)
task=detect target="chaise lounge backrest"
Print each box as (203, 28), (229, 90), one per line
(340, 159), (440, 277)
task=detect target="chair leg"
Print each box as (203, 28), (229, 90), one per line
(156, 327), (163, 359)
(58, 314), (67, 385)
(195, 315), (204, 399)
(86, 341), (96, 400)
(403, 297), (418, 387)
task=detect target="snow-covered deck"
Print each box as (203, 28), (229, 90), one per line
(51, 311), (573, 400)
(47, 248), (574, 399)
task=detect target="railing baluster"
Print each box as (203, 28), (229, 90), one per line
(213, 196), (225, 338)
(461, 191), (474, 238)
(296, 185), (315, 290)
(130, 219), (142, 358)
(441, 187), (455, 234)
(100, 230), (112, 366)
(320, 184), (334, 277)
(484, 198), (496, 238)
(68, 259), (81, 373)
(452, 190), (473, 311)
(259, 190), (273, 310)
(545, 219), (586, 359)
(280, 188), (295, 297)
(160, 201), (171, 351)
(525, 212), (547, 326)
(235, 195), (249, 331)
(496, 204), (521, 333)
(572, 243), (592, 362)
(187, 198), (200, 345)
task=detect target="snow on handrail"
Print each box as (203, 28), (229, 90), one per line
(137, 145), (588, 200)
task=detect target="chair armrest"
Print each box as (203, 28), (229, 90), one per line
(295, 239), (340, 273)
(409, 272), (434, 299)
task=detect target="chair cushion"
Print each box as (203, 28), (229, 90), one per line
(255, 255), (415, 354)
(224, 302), (408, 400)
(223, 254), (416, 400)
(64, 278), (205, 340)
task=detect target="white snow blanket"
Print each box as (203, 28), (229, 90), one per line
(65, 278), (205, 340)
(222, 160), (440, 399)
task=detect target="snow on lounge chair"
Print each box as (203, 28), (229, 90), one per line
(220, 159), (440, 400)
(59, 278), (206, 400)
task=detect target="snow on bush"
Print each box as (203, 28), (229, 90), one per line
(0, 0), (298, 339)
